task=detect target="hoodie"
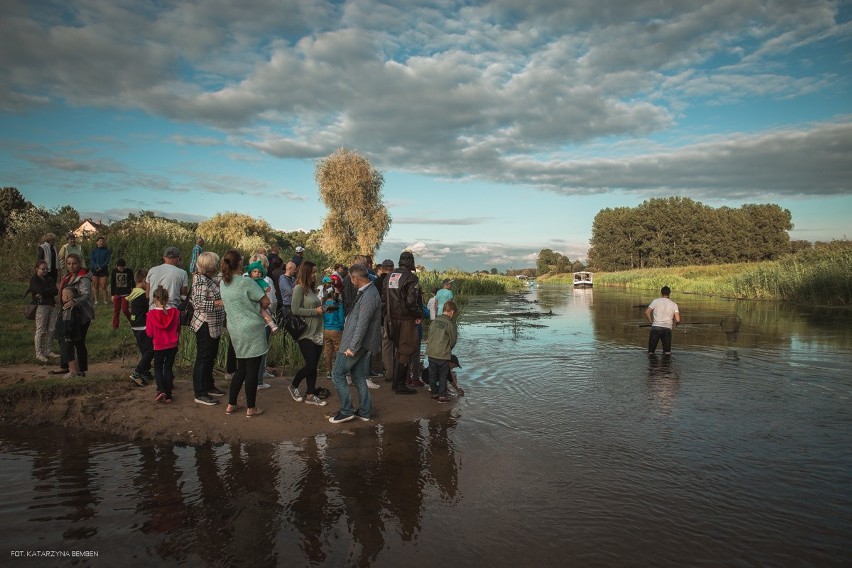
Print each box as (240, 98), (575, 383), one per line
(146, 306), (180, 350)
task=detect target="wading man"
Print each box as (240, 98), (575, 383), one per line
(645, 286), (680, 355)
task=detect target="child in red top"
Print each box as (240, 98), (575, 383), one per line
(146, 286), (181, 402)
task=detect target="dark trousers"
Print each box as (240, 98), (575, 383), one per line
(193, 323), (220, 397)
(428, 357), (450, 395)
(153, 346), (178, 396)
(292, 338), (323, 395)
(132, 329), (154, 377)
(60, 321), (90, 372)
(229, 355), (261, 409)
(648, 327), (673, 354)
(225, 337), (237, 374)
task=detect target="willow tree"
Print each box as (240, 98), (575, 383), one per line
(315, 148), (391, 259)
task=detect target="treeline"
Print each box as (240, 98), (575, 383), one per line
(587, 197), (793, 272)
(536, 249), (586, 276)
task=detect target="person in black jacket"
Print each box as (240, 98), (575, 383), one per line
(383, 251), (422, 394)
(127, 269), (153, 386)
(29, 260), (59, 362)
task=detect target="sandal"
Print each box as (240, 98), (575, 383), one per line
(246, 408), (264, 417)
(225, 405), (239, 415)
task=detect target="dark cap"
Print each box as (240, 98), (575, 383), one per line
(381, 259), (394, 268)
(163, 246), (181, 258)
(450, 354), (461, 368)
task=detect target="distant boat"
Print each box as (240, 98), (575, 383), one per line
(573, 271), (593, 288)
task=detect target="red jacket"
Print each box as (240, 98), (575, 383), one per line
(146, 307), (180, 350)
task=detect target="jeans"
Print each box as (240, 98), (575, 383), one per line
(111, 295), (131, 328)
(331, 350), (372, 418)
(193, 323), (220, 397)
(229, 355), (261, 409)
(292, 338), (323, 395)
(132, 329), (154, 377)
(153, 346), (178, 396)
(428, 357), (450, 396)
(648, 326), (673, 354)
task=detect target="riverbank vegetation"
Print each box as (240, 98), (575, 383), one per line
(541, 241), (852, 306)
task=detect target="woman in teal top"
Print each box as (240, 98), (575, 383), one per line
(288, 261), (327, 407)
(219, 250), (269, 417)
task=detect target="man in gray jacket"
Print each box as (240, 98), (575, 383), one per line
(329, 264), (382, 423)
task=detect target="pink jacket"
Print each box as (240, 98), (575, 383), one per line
(146, 307), (180, 350)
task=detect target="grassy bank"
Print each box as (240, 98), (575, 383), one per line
(539, 241), (852, 306)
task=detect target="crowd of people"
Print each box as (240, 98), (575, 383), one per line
(26, 233), (464, 423)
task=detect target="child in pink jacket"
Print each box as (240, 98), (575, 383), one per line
(146, 286), (181, 402)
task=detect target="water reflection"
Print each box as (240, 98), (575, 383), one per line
(0, 413), (460, 566)
(645, 355), (680, 417)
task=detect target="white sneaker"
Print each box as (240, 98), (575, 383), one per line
(304, 394), (327, 406)
(36, 354), (49, 363)
(46, 352), (60, 359)
(263, 371), (275, 379)
(256, 382), (271, 390)
(366, 378), (380, 389)
(288, 385), (303, 402)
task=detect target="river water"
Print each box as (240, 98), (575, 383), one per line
(2, 285), (851, 567)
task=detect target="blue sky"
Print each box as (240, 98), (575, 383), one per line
(2, 0), (851, 271)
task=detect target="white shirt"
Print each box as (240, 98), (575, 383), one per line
(647, 297), (679, 329)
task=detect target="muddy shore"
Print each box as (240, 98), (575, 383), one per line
(0, 361), (448, 445)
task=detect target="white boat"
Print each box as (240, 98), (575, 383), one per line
(573, 271), (593, 288)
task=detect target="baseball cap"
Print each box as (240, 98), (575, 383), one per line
(163, 246), (181, 258)
(295, 246), (305, 253)
(381, 259), (394, 268)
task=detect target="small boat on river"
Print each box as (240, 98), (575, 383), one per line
(573, 271), (593, 289)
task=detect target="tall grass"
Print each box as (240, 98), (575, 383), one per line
(418, 271), (528, 296)
(568, 241), (852, 306)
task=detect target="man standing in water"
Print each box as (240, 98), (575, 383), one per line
(645, 286), (680, 355)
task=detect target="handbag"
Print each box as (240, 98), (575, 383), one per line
(24, 303), (38, 320)
(283, 311), (307, 338)
(178, 298), (194, 326)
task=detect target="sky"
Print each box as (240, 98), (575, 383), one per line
(2, 0), (851, 271)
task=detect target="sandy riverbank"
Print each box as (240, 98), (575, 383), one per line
(0, 361), (448, 444)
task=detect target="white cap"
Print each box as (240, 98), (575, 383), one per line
(295, 246), (305, 253)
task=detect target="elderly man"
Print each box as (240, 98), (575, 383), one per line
(146, 246), (189, 308)
(277, 261), (298, 317)
(329, 263), (382, 423)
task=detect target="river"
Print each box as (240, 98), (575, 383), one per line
(2, 285), (851, 566)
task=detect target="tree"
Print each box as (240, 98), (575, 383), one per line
(196, 212), (277, 254)
(490, 267), (498, 275)
(315, 148), (391, 260)
(0, 187), (32, 237)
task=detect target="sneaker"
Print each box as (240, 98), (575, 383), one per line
(366, 378), (380, 389)
(208, 386), (226, 397)
(36, 354), (49, 363)
(156, 392), (166, 402)
(436, 396), (449, 403)
(63, 372), (83, 379)
(130, 372), (146, 387)
(46, 352), (60, 359)
(304, 394), (327, 406)
(164, 396), (173, 403)
(194, 395), (218, 406)
(355, 412), (371, 422)
(256, 382), (271, 390)
(288, 385), (303, 402)
(329, 412), (355, 424)
(263, 370), (275, 379)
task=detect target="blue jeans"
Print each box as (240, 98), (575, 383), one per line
(331, 350), (372, 418)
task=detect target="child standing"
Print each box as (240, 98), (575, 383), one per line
(110, 258), (134, 329)
(128, 269), (152, 386)
(146, 286), (180, 402)
(425, 300), (458, 403)
(322, 278), (344, 378)
(56, 287), (83, 379)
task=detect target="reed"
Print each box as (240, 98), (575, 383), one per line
(585, 240), (852, 306)
(418, 271), (528, 296)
